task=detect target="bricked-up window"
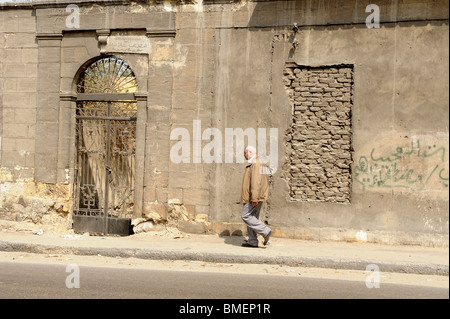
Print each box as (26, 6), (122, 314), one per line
(284, 64), (353, 203)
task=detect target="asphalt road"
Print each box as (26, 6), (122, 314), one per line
(0, 261), (448, 300)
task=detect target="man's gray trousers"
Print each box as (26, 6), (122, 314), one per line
(241, 202), (272, 246)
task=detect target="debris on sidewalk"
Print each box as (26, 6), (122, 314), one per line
(141, 226), (190, 239)
(131, 218), (155, 234)
(32, 229), (43, 236)
(131, 219), (190, 239)
(0, 220), (73, 236)
(60, 234), (83, 239)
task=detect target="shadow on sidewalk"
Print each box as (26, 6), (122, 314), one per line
(219, 230), (246, 247)
(219, 230), (269, 249)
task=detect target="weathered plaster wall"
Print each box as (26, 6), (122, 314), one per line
(0, 0), (448, 245)
(269, 20), (449, 244)
(201, 1), (449, 245)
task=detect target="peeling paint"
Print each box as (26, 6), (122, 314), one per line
(356, 230), (368, 242)
(173, 44), (188, 69)
(191, 0), (204, 13)
(14, 166), (34, 183)
(65, 169), (70, 183)
(18, 150), (30, 157)
(231, 0), (252, 12)
(151, 41), (172, 61)
(150, 41), (188, 69)
(0, 167), (13, 182)
(163, 0), (176, 12)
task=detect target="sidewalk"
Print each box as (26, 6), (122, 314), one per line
(0, 224), (448, 276)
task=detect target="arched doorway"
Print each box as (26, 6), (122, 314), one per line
(72, 56), (138, 235)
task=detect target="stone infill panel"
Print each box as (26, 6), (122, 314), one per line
(284, 64), (353, 203)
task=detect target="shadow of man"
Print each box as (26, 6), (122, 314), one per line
(219, 230), (246, 247)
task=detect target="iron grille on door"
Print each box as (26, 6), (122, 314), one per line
(73, 56), (138, 235)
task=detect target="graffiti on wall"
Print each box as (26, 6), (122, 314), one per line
(355, 138), (449, 192)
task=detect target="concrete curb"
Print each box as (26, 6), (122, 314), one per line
(0, 240), (448, 276)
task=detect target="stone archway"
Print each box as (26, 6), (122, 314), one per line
(72, 56), (138, 235)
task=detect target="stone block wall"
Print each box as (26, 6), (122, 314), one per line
(0, 9), (73, 226)
(0, 9), (37, 181)
(284, 64), (353, 203)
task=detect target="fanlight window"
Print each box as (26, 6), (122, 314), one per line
(77, 56), (138, 94)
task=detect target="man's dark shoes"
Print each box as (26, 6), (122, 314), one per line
(241, 242), (258, 248)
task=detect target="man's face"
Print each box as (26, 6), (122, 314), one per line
(244, 149), (253, 161)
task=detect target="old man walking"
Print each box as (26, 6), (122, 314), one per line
(240, 146), (272, 247)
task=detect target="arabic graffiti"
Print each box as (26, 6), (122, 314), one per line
(355, 139), (449, 192)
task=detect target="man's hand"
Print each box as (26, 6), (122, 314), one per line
(251, 201), (258, 206)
